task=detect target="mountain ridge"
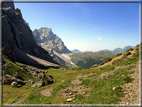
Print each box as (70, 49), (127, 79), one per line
(72, 45), (135, 54)
(2, 2), (58, 67)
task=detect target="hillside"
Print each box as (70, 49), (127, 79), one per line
(2, 42), (140, 105)
(70, 51), (116, 69)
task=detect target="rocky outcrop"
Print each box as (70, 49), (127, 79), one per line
(2, 75), (25, 85)
(31, 81), (45, 88)
(2, 2), (58, 67)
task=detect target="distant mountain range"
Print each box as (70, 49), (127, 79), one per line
(72, 46), (135, 54)
(71, 49), (82, 53)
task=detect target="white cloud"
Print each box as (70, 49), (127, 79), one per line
(98, 36), (102, 41)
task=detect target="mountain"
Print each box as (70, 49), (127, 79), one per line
(112, 48), (123, 54)
(112, 45), (134, 54)
(2, 2), (58, 67)
(33, 27), (71, 54)
(84, 51), (91, 53)
(32, 27), (74, 65)
(71, 49), (82, 53)
(94, 46), (134, 54)
(95, 49), (111, 53)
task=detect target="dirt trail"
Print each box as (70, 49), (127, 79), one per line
(26, 54), (58, 66)
(119, 61), (140, 104)
(92, 49), (136, 70)
(12, 95), (28, 104)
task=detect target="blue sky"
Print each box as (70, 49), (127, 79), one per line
(14, 2), (139, 52)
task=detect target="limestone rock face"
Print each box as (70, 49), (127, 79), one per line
(33, 27), (71, 54)
(33, 27), (74, 65)
(2, 2), (58, 66)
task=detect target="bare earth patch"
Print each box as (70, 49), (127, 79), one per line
(97, 65), (130, 79)
(39, 87), (53, 97)
(58, 85), (90, 100)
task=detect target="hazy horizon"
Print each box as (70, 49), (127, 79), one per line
(14, 2), (139, 52)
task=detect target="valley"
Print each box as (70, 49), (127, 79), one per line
(1, 1), (140, 106)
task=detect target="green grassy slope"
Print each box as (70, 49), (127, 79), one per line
(2, 56), (38, 82)
(2, 44), (140, 104)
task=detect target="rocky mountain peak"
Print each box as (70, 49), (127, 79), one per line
(33, 27), (71, 54)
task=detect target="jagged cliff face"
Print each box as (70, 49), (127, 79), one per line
(33, 27), (73, 65)
(2, 2), (58, 66)
(33, 27), (71, 54)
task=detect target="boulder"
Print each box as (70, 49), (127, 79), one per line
(11, 81), (18, 87)
(44, 71), (48, 73)
(31, 81), (45, 88)
(46, 75), (54, 84)
(38, 73), (45, 80)
(2, 75), (25, 85)
(12, 72), (23, 80)
(67, 98), (72, 102)
(28, 80), (34, 84)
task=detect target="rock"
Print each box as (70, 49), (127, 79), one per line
(2, 75), (25, 85)
(38, 73), (45, 80)
(67, 98), (72, 102)
(24, 81), (28, 83)
(46, 75), (54, 84)
(2, 71), (5, 76)
(82, 92), (86, 95)
(28, 80), (34, 84)
(32, 27), (74, 65)
(70, 93), (73, 95)
(12, 72), (22, 80)
(45, 71), (48, 73)
(18, 84), (22, 87)
(2, 46), (16, 62)
(30, 71), (38, 77)
(11, 81), (18, 87)
(31, 81), (44, 88)
(113, 87), (116, 90)
(65, 89), (70, 93)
